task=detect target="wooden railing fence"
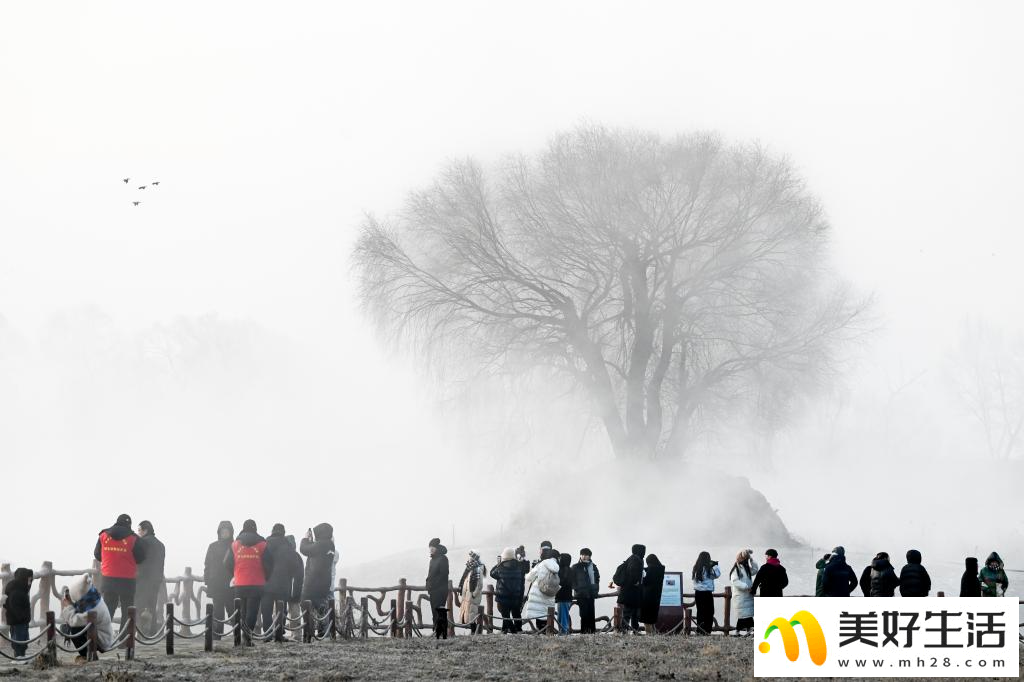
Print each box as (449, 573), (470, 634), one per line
(3, 561), (1023, 663)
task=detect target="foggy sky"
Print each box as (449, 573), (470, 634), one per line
(2, 2), (1022, 577)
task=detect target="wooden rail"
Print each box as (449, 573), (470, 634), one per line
(5, 561), (1023, 644)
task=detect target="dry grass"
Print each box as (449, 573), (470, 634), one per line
(1, 635), (1020, 681)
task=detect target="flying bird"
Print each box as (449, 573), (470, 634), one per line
(151, 181), (160, 186)
(137, 185), (147, 190)
(132, 201), (141, 206)
(122, 178), (130, 183)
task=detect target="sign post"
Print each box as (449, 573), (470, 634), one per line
(656, 571), (685, 634)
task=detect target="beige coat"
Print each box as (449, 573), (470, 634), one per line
(458, 563), (484, 624)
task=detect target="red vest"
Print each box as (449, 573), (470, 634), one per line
(100, 532), (138, 579)
(232, 540), (267, 586)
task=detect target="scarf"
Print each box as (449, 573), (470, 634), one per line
(766, 556), (781, 566)
(464, 555), (482, 593)
(74, 586), (102, 613)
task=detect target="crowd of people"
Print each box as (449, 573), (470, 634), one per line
(2, 514), (337, 662)
(1, 516), (1014, 661)
(423, 541), (1011, 639)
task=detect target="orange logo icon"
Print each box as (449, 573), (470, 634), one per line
(758, 610), (827, 666)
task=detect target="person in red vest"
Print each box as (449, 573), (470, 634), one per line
(92, 513), (147, 622)
(224, 519), (273, 634)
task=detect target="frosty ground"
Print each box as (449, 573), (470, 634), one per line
(3, 636), (1022, 682)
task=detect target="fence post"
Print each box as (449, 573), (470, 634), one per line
(337, 578), (348, 639)
(476, 605), (485, 635)
(359, 597), (369, 639)
(45, 610), (56, 661)
(274, 600), (285, 643)
(233, 598), (242, 648)
(37, 561), (54, 622)
(0, 563), (10, 627)
(180, 567), (194, 636)
(397, 578), (407, 639)
(546, 606), (555, 635)
(90, 559), (103, 593)
(204, 603), (214, 652)
(389, 598), (398, 637)
(86, 610), (98, 661)
(613, 604), (622, 632)
(446, 580), (455, 638)
(302, 599), (313, 643)
(937, 591), (945, 597)
(684, 606), (692, 635)
(405, 600), (414, 638)
(722, 586), (732, 637)
(328, 598), (337, 641)
(484, 585), (494, 634)
(125, 606), (137, 660)
(165, 602), (175, 655)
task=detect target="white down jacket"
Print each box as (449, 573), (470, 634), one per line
(523, 557), (559, 620)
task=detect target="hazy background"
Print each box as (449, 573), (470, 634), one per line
(1, 1), (1021, 593)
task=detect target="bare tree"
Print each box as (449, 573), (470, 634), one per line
(355, 126), (867, 460)
(949, 319), (1024, 460)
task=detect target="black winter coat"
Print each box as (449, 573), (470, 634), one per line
(136, 534), (166, 589)
(556, 563), (574, 603)
(300, 523), (337, 600)
(899, 551), (931, 597)
(2, 568), (32, 625)
(822, 556), (859, 597)
(204, 522), (234, 600)
(960, 557), (981, 597)
(751, 562), (788, 597)
(204, 540), (233, 599)
(571, 561), (601, 599)
(859, 566), (872, 597)
(615, 554), (644, 607)
(640, 564), (665, 625)
(426, 546), (449, 609)
(265, 535), (305, 601)
(489, 560), (525, 607)
(869, 558), (900, 597)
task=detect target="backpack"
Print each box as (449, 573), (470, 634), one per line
(537, 564), (561, 597)
(612, 561), (627, 587)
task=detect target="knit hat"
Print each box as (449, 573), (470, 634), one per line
(116, 513), (132, 527)
(501, 547), (515, 561)
(68, 574), (93, 602)
(579, 547), (592, 557)
(139, 520), (154, 534)
(271, 523), (286, 536)
(765, 548), (779, 558)
(540, 540), (552, 550)
(242, 519), (257, 533)
(831, 546), (846, 557)
(429, 537), (441, 548)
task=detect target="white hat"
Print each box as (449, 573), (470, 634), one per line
(67, 574), (93, 602)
